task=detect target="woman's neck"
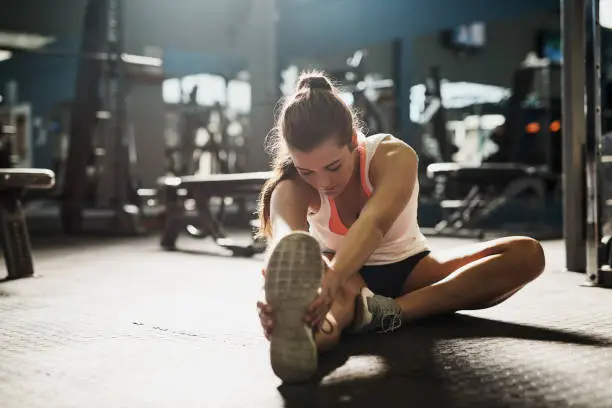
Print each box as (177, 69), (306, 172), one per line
(337, 148), (364, 201)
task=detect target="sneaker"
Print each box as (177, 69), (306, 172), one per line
(264, 231), (323, 383)
(352, 287), (403, 334)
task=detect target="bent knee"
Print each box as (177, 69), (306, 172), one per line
(509, 236), (546, 280)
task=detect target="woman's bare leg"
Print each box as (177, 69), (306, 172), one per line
(314, 273), (365, 351)
(395, 236), (545, 321)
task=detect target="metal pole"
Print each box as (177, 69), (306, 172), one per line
(61, 0), (107, 234)
(585, 0), (603, 283)
(96, 0), (131, 208)
(562, 0), (588, 273)
(586, 0), (612, 285)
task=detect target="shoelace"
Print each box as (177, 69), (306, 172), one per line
(377, 313), (402, 334)
(312, 316), (335, 336)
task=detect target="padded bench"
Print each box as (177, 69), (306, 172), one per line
(160, 171), (272, 256)
(426, 163), (552, 236)
(0, 168), (55, 280)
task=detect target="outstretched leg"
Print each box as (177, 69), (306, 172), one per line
(396, 236), (545, 321)
(263, 232), (365, 382)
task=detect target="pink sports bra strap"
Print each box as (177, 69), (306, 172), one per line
(328, 142), (371, 236)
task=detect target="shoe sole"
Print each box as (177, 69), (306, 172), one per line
(265, 231), (323, 383)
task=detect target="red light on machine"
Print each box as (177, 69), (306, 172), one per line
(550, 120), (561, 132)
(526, 122), (541, 134)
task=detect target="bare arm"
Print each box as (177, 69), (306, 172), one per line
(268, 178), (315, 249)
(258, 178), (319, 338)
(328, 138), (419, 285)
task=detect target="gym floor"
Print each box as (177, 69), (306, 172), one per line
(1, 235), (611, 408)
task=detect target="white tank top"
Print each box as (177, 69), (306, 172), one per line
(306, 133), (429, 266)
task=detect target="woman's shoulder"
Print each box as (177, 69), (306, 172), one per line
(368, 134), (418, 177)
(369, 133), (417, 158)
(273, 176), (320, 208)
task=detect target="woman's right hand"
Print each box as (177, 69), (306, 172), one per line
(257, 301), (275, 340)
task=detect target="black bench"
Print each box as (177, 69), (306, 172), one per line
(160, 171), (272, 256)
(425, 163), (554, 238)
(0, 168), (55, 280)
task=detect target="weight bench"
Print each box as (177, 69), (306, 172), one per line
(425, 163), (552, 238)
(160, 171), (273, 257)
(0, 168), (55, 280)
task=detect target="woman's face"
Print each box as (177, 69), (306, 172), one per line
(290, 138), (355, 197)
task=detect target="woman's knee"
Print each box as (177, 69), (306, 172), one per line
(507, 236), (546, 281)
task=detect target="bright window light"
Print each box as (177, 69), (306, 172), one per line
(227, 80), (251, 114)
(0, 49), (12, 62)
(0, 31), (55, 49)
(121, 53), (162, 67)
(163, 78), (182, 104)
(601, 0), (612, 29)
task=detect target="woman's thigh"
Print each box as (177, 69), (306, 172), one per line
(402, 237), (524, 294)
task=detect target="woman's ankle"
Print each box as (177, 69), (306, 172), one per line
(314, 315), (341, 351)
(315, 331), (340, 352)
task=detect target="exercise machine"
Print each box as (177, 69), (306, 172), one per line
(159, 171), (271, 257)
(423, 61), (562, 239)
(425, 162), (555, 239)
(163, 77), (253, 240)
(329, 50), (395, 135)
(0, 83), (56, 280)
(421, 66), (456, 163)
(0, 169), (55, 280)
(61, 0), (138, 234)
(486, 59), (562, 174)
(5, 0), (164, 235)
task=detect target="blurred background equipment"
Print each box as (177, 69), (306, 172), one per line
(1, 0), (166, 235)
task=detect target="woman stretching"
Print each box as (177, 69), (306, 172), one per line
(256, 71), (545, 383)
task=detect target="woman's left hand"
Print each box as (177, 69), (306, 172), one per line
(304, 270), (341, 330)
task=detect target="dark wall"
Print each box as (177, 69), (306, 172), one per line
(277, 0), (558, 63)
(412, 11), (560, 87)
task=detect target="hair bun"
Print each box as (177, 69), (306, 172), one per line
(296, 74), (333, 92)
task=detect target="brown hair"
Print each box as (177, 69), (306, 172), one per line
(256, 70), (361, 238)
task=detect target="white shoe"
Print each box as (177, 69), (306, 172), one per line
(265, 231), (323, 383)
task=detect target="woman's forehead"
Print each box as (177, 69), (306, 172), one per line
(291, 139), (348, 170)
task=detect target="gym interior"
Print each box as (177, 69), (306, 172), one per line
(1, 0), (611, 406)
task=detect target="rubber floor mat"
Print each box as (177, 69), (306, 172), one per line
(0, 237), (611, 407)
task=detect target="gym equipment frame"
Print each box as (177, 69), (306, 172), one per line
(0, 169), (55, 280)
(160, 172), (272, 257)
(562, 0), (612, 286)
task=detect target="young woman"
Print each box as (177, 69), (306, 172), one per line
(255, 71), (545, 383)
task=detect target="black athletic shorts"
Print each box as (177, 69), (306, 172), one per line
(358, 250), (430, 298)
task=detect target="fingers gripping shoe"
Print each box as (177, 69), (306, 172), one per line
(265, 231), (323, 383)
(352, 287), (403, 334)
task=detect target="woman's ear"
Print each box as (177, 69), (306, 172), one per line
(349, 132), (359, 150)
